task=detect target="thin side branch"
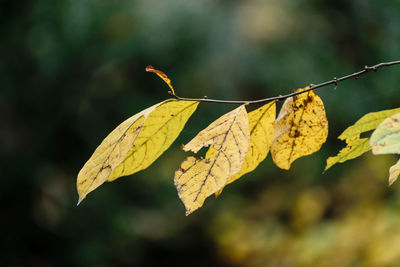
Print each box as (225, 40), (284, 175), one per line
(169, 60), (400, 104)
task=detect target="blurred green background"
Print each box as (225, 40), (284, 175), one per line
(2, 0), (400, 266)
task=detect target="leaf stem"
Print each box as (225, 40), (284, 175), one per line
(169, 60), (400, 104)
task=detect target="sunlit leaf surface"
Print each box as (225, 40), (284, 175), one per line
(175, 105), (250, 215)
(216, 101), (276, 196)
(77, 99), (198, 202)
(271, 87), (328, 170)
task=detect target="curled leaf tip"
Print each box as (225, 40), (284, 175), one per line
(145, 65), (155, 72)
(145, 65), (176, 95)
(388, 159), (400, 186)
(77, 196), (84, 206)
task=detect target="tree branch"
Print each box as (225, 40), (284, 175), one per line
(168, 60), (400, 104)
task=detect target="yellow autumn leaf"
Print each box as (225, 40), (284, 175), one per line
(270, 87), (328, 170)
(340, 108), (400, 140)
(216, 101), (276, 196)
(389, 159), (400, 186)
(174, 105), (250, 215)
(77, 99), (199, 203)
(325, 138), (370, 171)
(370, 111), (400, 155)
(325, 107), (400, 171)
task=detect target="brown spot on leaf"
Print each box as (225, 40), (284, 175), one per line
(271, 86), (328, 170)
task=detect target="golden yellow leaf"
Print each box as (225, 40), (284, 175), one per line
(174, 105), (250, 215)
(77, 99), (199, 203)
(389, 159), (400, 186)
(325, 108), (400, 171)
(370, 111), (400, 155)
(216, 101), (276, 196)
(270, 87), (328, 170)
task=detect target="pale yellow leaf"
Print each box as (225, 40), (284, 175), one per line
(369, 111), (400, 186)
(370, 112), (400, 155)
(174, 105), (250, 215)
(389, 159), (400, 186)
(216, 101), (276, 196)
(271, 87), (328, 170)
(77, 99), (199, 202)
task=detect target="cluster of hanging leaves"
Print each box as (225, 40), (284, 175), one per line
(77, 66), (400, 215)
(325, 107), (400, 185)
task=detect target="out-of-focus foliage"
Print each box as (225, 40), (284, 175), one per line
(210, 154), (400, 267)
(2, 0), (400, 266)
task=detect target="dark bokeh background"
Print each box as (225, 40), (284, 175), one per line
(1, 0), (400, 266)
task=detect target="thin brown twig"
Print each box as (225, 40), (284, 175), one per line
(167, 60), (400, 104)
